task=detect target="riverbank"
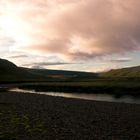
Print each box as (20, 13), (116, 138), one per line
(1, 78), (140, 98)
(0, 91), (140, 139)
(16, 78), (140, 98)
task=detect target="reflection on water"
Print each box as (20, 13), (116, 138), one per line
(10, 88), (140, 104)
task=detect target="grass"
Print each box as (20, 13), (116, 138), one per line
(0, 104), (46, 140)
(17, 77), (140, 97)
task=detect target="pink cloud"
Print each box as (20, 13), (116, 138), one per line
(0, 0), (140, 60)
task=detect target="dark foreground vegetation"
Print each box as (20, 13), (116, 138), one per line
(0, 91), (140, 140)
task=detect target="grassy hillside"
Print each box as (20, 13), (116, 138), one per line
(101, 66), (140, 77)
(0, 58), (42, 82)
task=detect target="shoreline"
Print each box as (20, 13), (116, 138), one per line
(0, 91), (140, 139)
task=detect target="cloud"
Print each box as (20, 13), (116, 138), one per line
(0, 0), (140, 60)
(109, 57), (132, 63)
(23, 62), (76, 68)
(8, 55), (28, 59)
(0, 35), (15, 49)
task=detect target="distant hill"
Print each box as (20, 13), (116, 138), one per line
(0, 58), (41, 81)
(101, 66), (140, 77)
(0, 58), (139, 81)
(24, 68), (98, 78)
(0, 58), (97, 82)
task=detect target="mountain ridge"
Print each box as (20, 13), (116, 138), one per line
(0, 58), (140, 81)
(0, 58), (97, 81)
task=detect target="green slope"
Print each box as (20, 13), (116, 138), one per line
(101, 66), (140, 77)
(0, 58), (42, 82)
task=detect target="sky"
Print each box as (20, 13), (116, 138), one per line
(0, 0), (140, 72)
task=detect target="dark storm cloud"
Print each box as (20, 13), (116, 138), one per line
(23, 62), (76, 68)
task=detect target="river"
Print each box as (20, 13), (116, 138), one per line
(9, 88), (140, 104)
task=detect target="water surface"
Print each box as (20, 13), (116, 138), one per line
(10, 88), (140, 104)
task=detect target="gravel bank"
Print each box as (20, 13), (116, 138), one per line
(0, 91), (140, 140)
